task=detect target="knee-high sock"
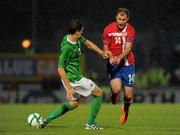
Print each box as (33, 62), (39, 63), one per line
(45, 102), (74, 125)
(124, 97), (133, 112)
(87, 96), (103, 125)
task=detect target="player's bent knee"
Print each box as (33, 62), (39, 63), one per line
(124, 94), (133, 100)
(112, 88), (120, 94)
(98, 89), (103, 96)
(70, 101), (79, 109)
(124, 96), (133, 103)
(92, 87), (103, 96)
(111, 85), (121, 93)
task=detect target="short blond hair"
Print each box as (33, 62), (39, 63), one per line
(116, 8), (129, 18)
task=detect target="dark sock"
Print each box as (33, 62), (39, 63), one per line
(124, 97), (133, 112)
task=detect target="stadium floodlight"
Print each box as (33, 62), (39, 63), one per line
(22, 39), (31, 49)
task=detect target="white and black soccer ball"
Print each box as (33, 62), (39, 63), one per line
(27, 113), (42, 127)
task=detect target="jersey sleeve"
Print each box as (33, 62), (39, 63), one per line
(127, 26), (136, 43)
(58, 46), (72, 68)
(102, 27), (111, 45)
(79, 36), (87, 44)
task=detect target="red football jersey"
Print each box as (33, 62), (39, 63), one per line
(103, 22), (136, 66)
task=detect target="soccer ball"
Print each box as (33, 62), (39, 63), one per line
(27, 113), (42, 127)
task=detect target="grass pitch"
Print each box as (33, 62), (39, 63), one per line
(0, 104), (180, 135)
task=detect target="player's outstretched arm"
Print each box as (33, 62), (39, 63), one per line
(85, 39), (110, 59)
(103, 44), (113, 59)
(85, 39), (104, 56)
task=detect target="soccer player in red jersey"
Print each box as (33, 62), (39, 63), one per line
(102, 8), (136, 124)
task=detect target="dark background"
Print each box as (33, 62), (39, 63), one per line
(0, 0), (180, 86)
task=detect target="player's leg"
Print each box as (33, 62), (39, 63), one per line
(124, 86), (133, 112)
(39, 79), (81, 128)
(62, 77), (103, 129)
(86, 86), (103, 129)
(110, 78), (123, 105)
(120, 86), (133, 124)
(87, 87), (103, 124)
(39, 100), (79, 128)
(105, 62), (123, 105)
(120, 65), (135, 124)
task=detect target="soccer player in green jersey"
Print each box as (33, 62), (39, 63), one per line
(38, 19), (110, 129)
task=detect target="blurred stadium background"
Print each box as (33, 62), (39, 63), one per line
(0, 0), (180, 104)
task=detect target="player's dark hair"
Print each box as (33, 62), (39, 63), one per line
(67, 19), (83, 34)
(116, 8), (129, 18)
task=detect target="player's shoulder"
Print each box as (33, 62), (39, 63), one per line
(61, 36), (73, 50)
(104, 22), (116, 32)
(127, 23), (136, 32)
(106, 22), (116, 28)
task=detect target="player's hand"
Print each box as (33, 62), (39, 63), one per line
(109, 56), (121, 64)
(109, 57), (115, 64)
(103, 50), (112, 59)
(67, 87), (75, 100)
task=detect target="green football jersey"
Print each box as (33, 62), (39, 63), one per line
(58, 35), (86, 82)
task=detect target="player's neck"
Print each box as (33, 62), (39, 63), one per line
(67, 34), (78, 43)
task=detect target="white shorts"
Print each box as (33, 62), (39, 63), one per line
(62, 77), (97, 100)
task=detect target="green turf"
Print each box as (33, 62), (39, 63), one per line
(0, 104), (180, 135)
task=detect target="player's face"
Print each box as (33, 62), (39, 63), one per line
(116, 12), (128, 29)
(76, 27), (84, 39)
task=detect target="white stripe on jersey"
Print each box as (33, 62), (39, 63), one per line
(108, 32), (127, 37)
(122, 25), (129, 66)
